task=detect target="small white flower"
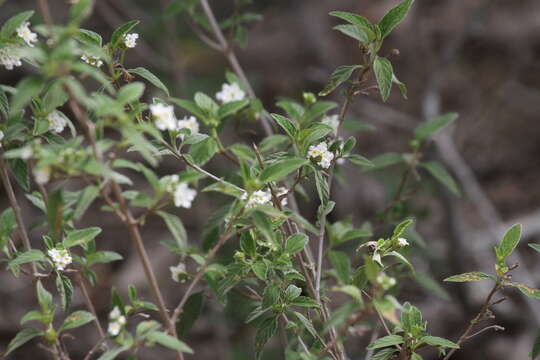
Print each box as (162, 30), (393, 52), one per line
(34, 167), (51, 185)
(242, 189), (272, 208)
(16, 22), (38, 47)
(307, 142), (334, 169)
(160, 174), (180, 193)
(109, 306), (121, 320)
(123, 33), (138, 48)
(150, 103), (177, 131)
(173, 182), (197, 208)
(170, 262), (187, 282)
(0, 46), (23, 70)
(215, 82), (246, 104)
(322, 114), (340, 136)
(397, 237), (409, 247)
(177, 116), (199, 139)
(20, 146), (33, 160)
(376, 273), (397, 290)
(116, 315), (126, 326)
(107, 321), (121, 337)
(47, 110), (68, 133)
(47, 248), (72, 271)
(81, 54), (103, 68)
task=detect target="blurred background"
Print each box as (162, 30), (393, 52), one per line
(1, 0), (540, 359)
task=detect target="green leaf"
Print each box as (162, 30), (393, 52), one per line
(69, 0), (93, 23)
(74, 186), (99, 220)
(9, 249), (45, 269)
(0, 10), (34, 38)
(420, 161), (460, 196)
(496, 224), (522, 261)
(5, 328), (43, 355)
(77, 29), (103, 47)
(530, 329), (540, 359)
(367, 335), (404, 350)
(530, 243), (540, 254)
(36, 280), (52, 311)
(285, 233), (309, 254)
(251, 262), (268, 280)
(379, 0), (414, 39)
(8, 159), (30, 191)
(420, 336), (459, 349)
(60, 311), (95, 331)
(329, 11), (375, 39)
(157, 211), (188, 252)
(111, 20), (139, 47)
(444, 272), (492, 283)
(96, 346), (129, 360)
(194, 92), (219, 117)
(170, 98), (206, 120)
(284, 284), (302, 302)
(56, 273), (73, 311)
(329, 250), (351, 284)
(291, 296), (320, 308)
(333, 24), (369, 43)
(147, 331), (194, 353)
(333, 285), (363, 303)
(372, 348), (398, 360)
(319, 65), (362, 97)
(373, 56), (393, 102)
(128, 67), (170, 97)
(188, 137), (218, 165)
(176, 292), (203, 338)
(347, 154), (374, 167)
(255, 317), (278, 357)
(506, 282), (540, 299)
(259, 157), (308, 183)
(117, 82), (145, 103)
(218, 99), (249, 119)
(270, 113), (298, 138)
(293, 311), (318, 339)
(414, 113), (458, 141)
(63, 227), (102, 248)
(11, 76), (44, 112)
(87, 251), (123, 266)
(20, 311), (45, 325)
(386, 251), (414, 274)
(46, 190), (63, 242)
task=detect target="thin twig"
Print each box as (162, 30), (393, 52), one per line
(76, 272), (106, 339)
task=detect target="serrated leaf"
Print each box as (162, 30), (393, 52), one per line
(259, 157), (307, 183)
(319, 65), (362, 97)
(420, 335), (459, 349)
(5, 328), (42, 355)
(420, 161), (460, 196)
(414, 113), (458, 141)
(379, 0), (414, 39)
(270, 113), (298, 138)
(63, 227), (102, 248)
(61, 311), (95, 331)
(367, 335), (404, 350)
(157, 211), (187, 252)
(255, 317), (278, 357)
(147, 331), (193, 353)
(218, 99), (249, 119)
(293, 311), (318, 339)
(333, 24), (369, 43)
(128, 67), (169, 97)
(444, 272), (492, 283)
(1, 10), (34, 38)
(176, 292), (203, 338)
(111, 20), (139, 47)
(373, 56), (393, 102)
(284, 233), (308, 254)
(496, 224), (522, 261)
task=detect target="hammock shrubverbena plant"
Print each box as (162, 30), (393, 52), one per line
(0, 0), (539, 359)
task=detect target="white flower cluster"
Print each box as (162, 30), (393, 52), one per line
(123, 33), (138, 48)
(160, 175), (197, 208)
(47, 248), (72, 271)
(307, 142), (334, 169)
(376, 272), (397, 290)
(216, 82), (245, 104)
(0, 46), (23, 70)
(177, 115), (199, 139)
(170, 262), (187, 282)
(81, 54), (103, 67)
(107, 306), (126, 337)
(397, 237), (409, 247)
(16, 22), (38, 47)
(47, 110), (68, 133)
(322, 114), (339, 136)
(242, 187), (288, 208)
(150, 103), (176, 131)
(34, 167), (51, 185)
